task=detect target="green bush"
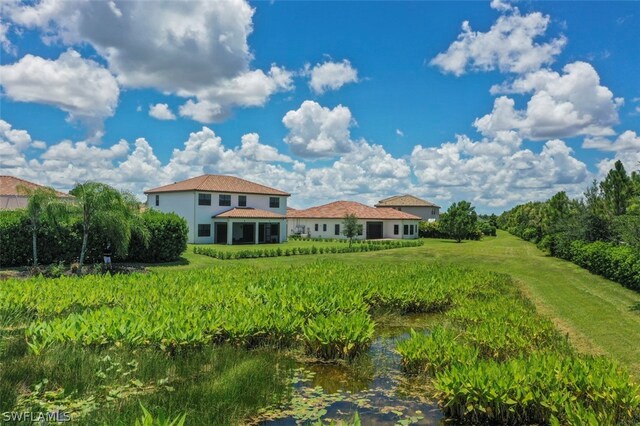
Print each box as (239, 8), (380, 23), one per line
(128, 211), (188, 262)
(0, 209), (187, 266)
(568, 241), (640, 291)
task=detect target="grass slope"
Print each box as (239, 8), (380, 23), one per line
(152, 231), (640, 375)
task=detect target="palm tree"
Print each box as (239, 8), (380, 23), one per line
(70, 182), (147, 268)
(17, 185), (69, 267)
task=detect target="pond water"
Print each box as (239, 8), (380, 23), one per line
(255, 314), (446, 425)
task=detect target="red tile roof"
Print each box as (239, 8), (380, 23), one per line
(0, 176), (71, 198)
(145, 175), (290, 196)
(214, 207), (285, 219)
(287, 201), (421, 220)
(375, 194), (440, 208)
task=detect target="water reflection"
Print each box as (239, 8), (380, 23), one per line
(258, 313), (446, 425)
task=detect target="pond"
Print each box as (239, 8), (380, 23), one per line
(253, 313), (446, 425)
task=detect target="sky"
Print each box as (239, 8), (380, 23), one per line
(0, 0), (639, 213)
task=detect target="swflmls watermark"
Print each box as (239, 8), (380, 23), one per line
(2, 411), (71, 423)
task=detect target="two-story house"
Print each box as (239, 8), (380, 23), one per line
(375, 194), (440, 222)
(144, 175), (290, 244)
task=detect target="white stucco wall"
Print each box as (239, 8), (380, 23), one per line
(147, 191), (288, 244)
(287, 218), (419, 240)
(390, 206), (440, 222)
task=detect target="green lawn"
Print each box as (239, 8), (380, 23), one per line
(150, 231), (640, 375)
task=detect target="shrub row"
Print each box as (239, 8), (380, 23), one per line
(193, 240), (423, 260)
(0, 210), (187, 266)
(551, 239), (640, 291)
(418, 221), (495, 240)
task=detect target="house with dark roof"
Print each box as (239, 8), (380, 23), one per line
(144, 175), (290, 244)
(0, 176), (72, 210)
(286, 201), (421, 240)
(375, 194), (440, 222)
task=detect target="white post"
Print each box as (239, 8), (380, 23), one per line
(254, 222), (259, 244)
(227, 220), (233, 245)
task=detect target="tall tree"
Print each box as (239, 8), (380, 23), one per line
(441, 201), (478, 243)
(17, 185), (69, 267)
(70, 182), (142, 267)
(342, 214), (361, 247)
(600, 160), (632, 216)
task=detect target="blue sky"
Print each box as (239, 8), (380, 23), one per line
(1, 0), (639, 212)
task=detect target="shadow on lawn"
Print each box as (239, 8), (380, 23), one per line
(631, 302), (640, 313)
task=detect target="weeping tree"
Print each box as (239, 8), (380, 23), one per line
(17, 185), (70, 267)
(70, 182), (148, 268)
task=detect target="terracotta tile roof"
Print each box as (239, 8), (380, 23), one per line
(287, 201), (421, 220)
(0, 176), (71, 198)
(214, 207), (285, 219)
(375, 194), (440, 208)
(145, 175), (290, 196)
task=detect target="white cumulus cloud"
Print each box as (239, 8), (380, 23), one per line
(306, 59), (359, 94)
(583, 130), (640, 152)
(430, 11), (566, 76)
(282, 101), (356, 158)
(4, 0), (292, 124)
(0, 49), (119, 131)
(477, 62), (622, 140)
(148, 103), (176, 121)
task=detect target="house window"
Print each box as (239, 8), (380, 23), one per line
(219, 194), (231, 206)
(238, 195), (247, 207)
(432, 208), (437, 215)
(410, 225), (414, 234)
(323, 224), (327, 232)
(155, 195), (159, 206)
(404, 225), (409, 235)
(393, 224), (399, 235)
(199, 193), (212, 206)
(314, 224), (319, 232)
(269, 197), (280, 208)
(198, 224), (211, 237)
(357, 225), (363, 236)
(335, 224), (340, 235)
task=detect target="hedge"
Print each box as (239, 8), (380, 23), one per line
(193, 239), (424, 260)
(128, 211), (188, 262)
(566, 241), (640, 292)
(0, 209), (188, 267)
(419, 221), (484, 240)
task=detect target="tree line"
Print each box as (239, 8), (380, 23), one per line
(498, 160), (640, 291)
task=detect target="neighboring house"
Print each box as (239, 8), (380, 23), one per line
(287, 201), (421, 240)
(375, 194), (440, 222)
(144, 174), (290, 244)
(0, 175), (72, 210)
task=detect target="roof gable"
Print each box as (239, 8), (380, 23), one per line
(375, 194), (440, 208)
(145, 174), (290, 196)
(0, 176), (71, 198)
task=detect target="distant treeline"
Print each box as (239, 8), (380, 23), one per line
(498, 160), (640, 291)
